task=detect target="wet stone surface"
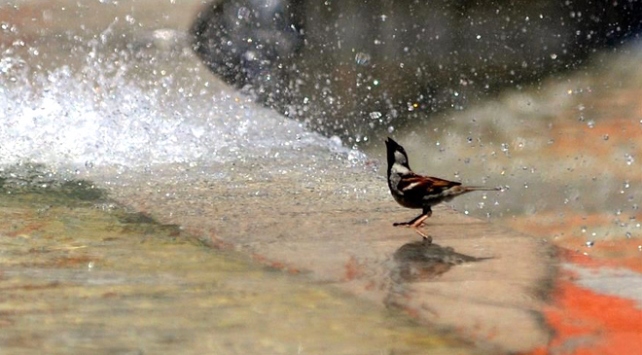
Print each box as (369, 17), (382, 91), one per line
(0, 1), (558, 353)
(0, 176), (483, 355)
(92, 157), (555, 353)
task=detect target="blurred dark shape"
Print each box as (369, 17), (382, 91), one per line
(391, 237), (490, 282)
(191, 0), (304, 106)
(191, 0), (642, 141)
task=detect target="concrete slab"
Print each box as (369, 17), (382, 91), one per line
(97, 161), (556, 353)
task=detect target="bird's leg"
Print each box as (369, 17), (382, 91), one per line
(393, 207), (433, 240)
(393, 207), (432, 226)
(393, 213), (425, 227)
(411, 207), (432, 228)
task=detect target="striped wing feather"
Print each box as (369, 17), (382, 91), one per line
(398, 173), (460, 196)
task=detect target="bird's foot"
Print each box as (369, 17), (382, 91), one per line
(394, 221), (431, 241)
(412, 227), (431, 241)
(393, 213), (429, 228)
(421, 235), (433, 244)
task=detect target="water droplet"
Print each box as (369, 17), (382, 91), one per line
(626, 232), (632, 239)
(585, 240), (594, 247)
(581, 226), (587, 233)
(587, 120), (595, 128)
(237, 6), (251, 20)
(368, 111), (382, 120)
(603, 134), (609, 141)
(355, 52), (371, 66)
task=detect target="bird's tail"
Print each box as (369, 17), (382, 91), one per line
(463, 186), (502, 192)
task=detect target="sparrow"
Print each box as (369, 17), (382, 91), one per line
(385, 137), (499, 239)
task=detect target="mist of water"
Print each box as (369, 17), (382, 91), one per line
(0, 39), (362, 173)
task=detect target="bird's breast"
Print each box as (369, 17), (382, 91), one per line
(393, 194), (423, 209)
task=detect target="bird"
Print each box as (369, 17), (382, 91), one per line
(385, 137), (499, 240)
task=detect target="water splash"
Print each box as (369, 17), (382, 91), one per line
(0, 44), (362, 171)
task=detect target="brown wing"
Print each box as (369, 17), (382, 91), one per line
(397, 173), (461, 206)
(398, 173), (461, 192)
(426, 175), (461, 188)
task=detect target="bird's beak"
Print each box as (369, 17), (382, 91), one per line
(385, 137), (396, 150)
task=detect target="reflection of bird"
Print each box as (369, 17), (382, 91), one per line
(392, 238), (491, 282)
(385, 137), (499, 239)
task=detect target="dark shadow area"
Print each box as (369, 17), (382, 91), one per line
(0, 163), (182, 238)
(384, 237), (493, 311)
(0, 163), (107, 202)
(390, 237), (492, 283)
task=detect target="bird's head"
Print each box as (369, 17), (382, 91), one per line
(385, 137), (411, 171)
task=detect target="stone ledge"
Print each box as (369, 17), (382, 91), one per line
(100, 163), (556, 353)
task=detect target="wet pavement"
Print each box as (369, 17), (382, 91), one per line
(0, 1), (551, 353)
(0, 185), (482, 355)
(1, 1), (641, 354)
(92, 158), (552, 353)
